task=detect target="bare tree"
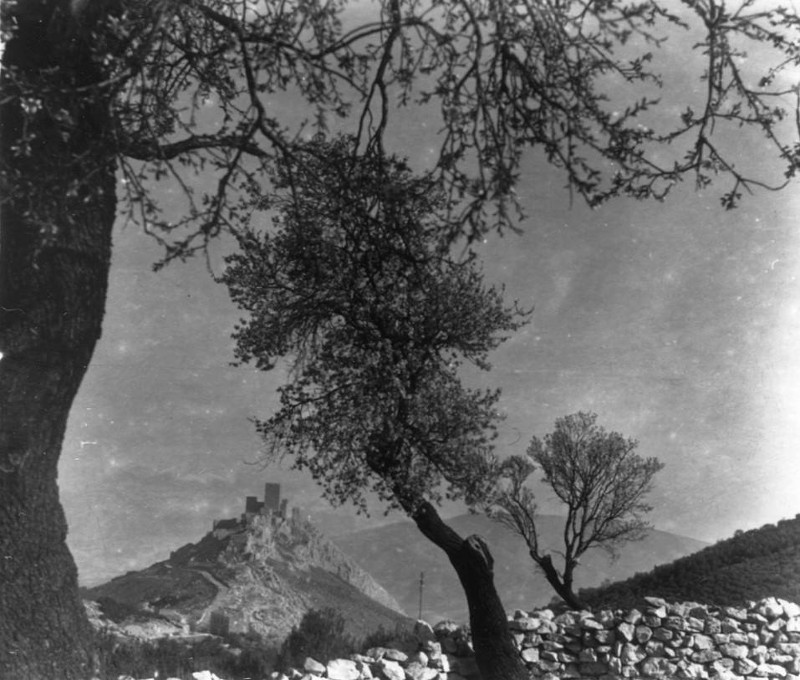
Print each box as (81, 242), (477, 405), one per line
(488, 412), (664, 609)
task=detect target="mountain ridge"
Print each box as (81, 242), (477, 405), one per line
(330, 512), (709, 623)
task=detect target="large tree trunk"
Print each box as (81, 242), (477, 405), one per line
(409, 502), (528, 680)
(1, 2), (117, 677)
(537, 553), (585, 610)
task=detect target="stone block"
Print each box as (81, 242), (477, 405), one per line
(756, 598), (785, 620)
(754, 663), (787, 678)
(414, 621), (437, 644)
(720, 643), (749, 659)
(536, 659), (562, 673)
(653, 627), (674, 641)
(645, 597), (669, 609)
(618, 622), (635, 642)
(779, 601), (800, 619)
(676, 661), (708, 679)
(303, 657), (326, 674)
(669, 603), (691, 618)
(377, 659), (405, 680)
(735, 657), (758, 675)
(598, 610), (617, 628)
(722, 619), (743, 634)
(641, 655), (676, 677)
(692, 649), (722, 664)
(583, 618), (606, 631)
(326, 659), (360, 680)
(509, 617), (540, 632)
(687, 618), (706, 632)
(666, 616), (688, 632)
(596, 629), (617, 645)
(404, 663), (440, 680)
(647, 605), (668, 619)
(384, 649), (409, 664)
(521, 648), (540, 664)
(694, 634), (715, 651)
(541, 640), (564, 652)
(625, 609), (644, 625)
(620, 643), (646, 664)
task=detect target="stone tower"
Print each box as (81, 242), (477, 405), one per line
(264, 483), (281, 513)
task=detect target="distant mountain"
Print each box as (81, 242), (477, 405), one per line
(82, 508), (411, 644)
(331, 513), (707, 624)
(580, 515), (800, 609)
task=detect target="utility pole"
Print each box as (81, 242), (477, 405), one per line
(418, 571), (424, 620)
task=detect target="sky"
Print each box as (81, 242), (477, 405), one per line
(57, 3), (800, 587)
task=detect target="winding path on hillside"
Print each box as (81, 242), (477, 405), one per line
(193, 566), (230, 629)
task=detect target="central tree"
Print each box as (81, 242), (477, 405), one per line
(223, 136), (528, 679)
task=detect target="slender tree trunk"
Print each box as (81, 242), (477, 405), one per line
(409, 502), (528, 680)
(1, 2), (117, 677)
(537, 553), (585, 610)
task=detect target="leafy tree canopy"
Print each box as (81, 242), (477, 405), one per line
(223, 135), (527, 514)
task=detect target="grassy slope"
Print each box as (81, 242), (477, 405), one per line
(580, 516), (800, 609)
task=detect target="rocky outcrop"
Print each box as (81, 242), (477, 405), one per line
(83, 510), (407, 643)
(276, 597), (800, 680)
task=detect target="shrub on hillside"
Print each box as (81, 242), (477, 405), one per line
(277, 608), (357, 670)
(96, 596), (148, 623)
(360, 625), (418, 653)
(94, 631), (277, 680)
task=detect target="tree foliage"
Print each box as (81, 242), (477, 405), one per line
(277, 608), (357, 672)
(488, 412), (664, 608)
(3, 0), (798, 268)
(222, 135), (531, 678)
(223, 135), (526, 515)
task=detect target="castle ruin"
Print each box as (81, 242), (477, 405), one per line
(212, 483), (303, 539)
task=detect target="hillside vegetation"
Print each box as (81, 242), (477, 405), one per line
(580, 515), (800, 609)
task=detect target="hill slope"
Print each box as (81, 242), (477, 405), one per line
(331, 513), (707, 623)
(580, 515), (800, 609)
(82, 510), (410, 643)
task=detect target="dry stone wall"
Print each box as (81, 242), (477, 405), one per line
(274, 597), (800, 680)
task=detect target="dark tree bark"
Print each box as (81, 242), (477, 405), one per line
(409, 502), (528, 680)
(537, 554), (584, 610)
(0, 2), (117, 677)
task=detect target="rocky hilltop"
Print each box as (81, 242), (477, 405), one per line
(82, 487), (408, 644)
